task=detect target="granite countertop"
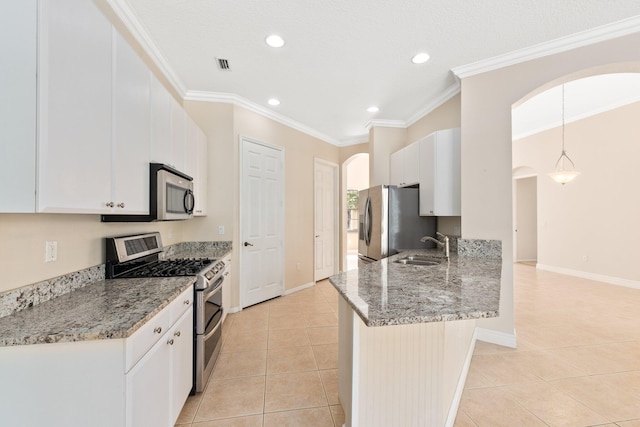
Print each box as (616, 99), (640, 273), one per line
(162, 243), (232, 261)
(0, 277), (195, 347)
(329, 249), (502, 327)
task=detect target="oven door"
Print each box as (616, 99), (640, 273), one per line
(195, 274), (224, 392)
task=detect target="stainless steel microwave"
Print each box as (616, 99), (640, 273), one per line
(102, 163), (194, 222)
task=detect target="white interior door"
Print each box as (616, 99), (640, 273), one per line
(515, 176), (538, 262)
(314, 159), (338, 281)
(240, 137), (284, 308)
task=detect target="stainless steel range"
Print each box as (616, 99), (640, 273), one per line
(105, 232), (226, 393)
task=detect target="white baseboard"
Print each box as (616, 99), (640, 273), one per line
(227, 306), (242, 314)
(476, 327), (517, 348)
(283, 281), (315, 295)
(537, 263), (640, 289)
(445, 328), (478, 427)
(515, 258), (537, 263)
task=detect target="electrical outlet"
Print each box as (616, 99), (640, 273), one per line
(296, 262), (301, 270)
(218, 225), (225, 235)
(45, 241), (58, 262)
(453, 226), (461, 236)
(582, 255), (589, 262)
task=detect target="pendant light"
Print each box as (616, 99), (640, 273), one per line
(549, 84), (580, 185)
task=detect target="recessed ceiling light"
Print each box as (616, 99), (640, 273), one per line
(367, 106), (379, 113)
(411, 52), (430, 64)
(268, 98), (280, 106)
(265, 34), (285, 48)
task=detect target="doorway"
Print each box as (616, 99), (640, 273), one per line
(343, 153), (369, 271)
(513, 175), (538, 263)
(314, 158), (339, 281)
(239, 136), (284, 308)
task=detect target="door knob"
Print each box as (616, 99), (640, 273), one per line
(244, 242), (253, 247)
(315, 235), (320, 238)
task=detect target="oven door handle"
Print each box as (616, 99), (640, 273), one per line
(203, 316), (222, 341)
(203, 275), (224, 299)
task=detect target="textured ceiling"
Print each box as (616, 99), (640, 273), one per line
(120, 0), (640, 145)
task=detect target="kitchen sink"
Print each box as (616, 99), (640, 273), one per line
(394, 255), (442, 266)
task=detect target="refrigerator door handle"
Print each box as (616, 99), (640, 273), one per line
(364, 196), (373, 246)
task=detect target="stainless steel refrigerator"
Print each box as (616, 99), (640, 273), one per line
(358, 185), (437, 265)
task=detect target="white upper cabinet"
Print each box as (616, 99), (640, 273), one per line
(195, 127), (208, 216)
(112, 30), (151, 214)
(389, 141), (420, 187)
(170, 98), (187, 172)
(0, 0), (37, 212)
(1, 1), (203, 215)
(150, 74), (173, 166)
(37, 0), (113, 213)
(419, 128), (461, 216)
(185, 116), (208, 216)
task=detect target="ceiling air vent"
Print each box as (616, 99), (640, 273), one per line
(216, 58), (231, 71)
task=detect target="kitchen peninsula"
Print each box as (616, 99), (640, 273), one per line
(329, 240), (502, 427)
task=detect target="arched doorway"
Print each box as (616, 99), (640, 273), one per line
(341, 153), (369, 271)
(512, 72), (640, 287)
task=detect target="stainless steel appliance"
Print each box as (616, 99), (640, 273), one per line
(358, 185), (437, 265)
(105, 232), (225, 394)
(102, 163), (195, 222)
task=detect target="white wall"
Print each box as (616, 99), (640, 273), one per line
(513, 100), (640, 283)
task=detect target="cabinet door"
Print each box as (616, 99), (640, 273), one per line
(0, 0), (37, 212)
(389, 150), (403, 186)
(195, 127), (208, 216)
(419, 135), (436, 215)
(112, 30), (150, 214)
(170, 309), (194, 425)
(38, 0), (112, 213)
(126, 331), (171, 427)
(150, 74), (172, 166)
(403, 142), (420, 186)
(170, 98), (186, 172)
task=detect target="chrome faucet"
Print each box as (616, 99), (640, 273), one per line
(420, 232), (450, 260)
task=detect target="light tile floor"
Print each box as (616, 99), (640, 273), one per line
(176, 263), (640, 427)
(455, 263), (640, 427)
(175, 280), (344, 427)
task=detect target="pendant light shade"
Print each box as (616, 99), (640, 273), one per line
(549, 84), (580, 185)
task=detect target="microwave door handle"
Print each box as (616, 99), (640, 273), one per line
(184, 189), (195, 214)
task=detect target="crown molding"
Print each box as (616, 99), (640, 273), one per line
(185, 91), (342, 146)
(363, 119), (407, 130)
(405, 83), (461, 127)
(105, 0), (187, 97)
(337, 135), (370, 147)
(453, 15), (640, 79)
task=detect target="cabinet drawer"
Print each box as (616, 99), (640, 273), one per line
(125, 305), (171, 372)
(169, 287), (194, 324)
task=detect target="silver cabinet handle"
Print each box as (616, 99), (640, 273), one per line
(153, 327), (162, 334)
(117, 202), (125, 208)
(184, 299), (190, 305)
(174, 331), (181, 337)
(244, 242), (253, 247)
(106, 202), (114, 208)
(167, 339), (174, 345)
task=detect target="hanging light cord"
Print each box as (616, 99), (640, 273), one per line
(554, 84), (577, 170)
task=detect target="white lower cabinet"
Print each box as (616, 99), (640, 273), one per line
(126, 308), (193, 427)
(0, 287), (194, 427)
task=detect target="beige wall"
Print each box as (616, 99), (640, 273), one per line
(369, 127), (407, 186)
(0, 213), (185, 292)
(460, 32), (640, 336)
(407, 94), (462, 143)
(513, 100), (640, 282)
(183, 101), (341, 308)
